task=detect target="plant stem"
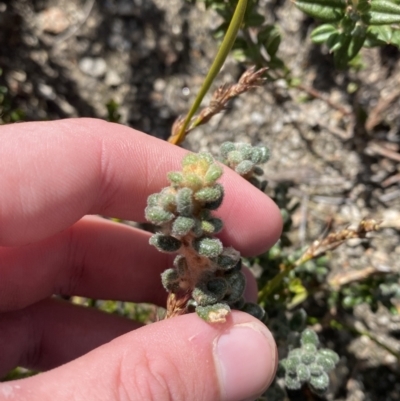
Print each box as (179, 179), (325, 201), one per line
(169, 0), (248, 145)
(258, 253), (311, 303)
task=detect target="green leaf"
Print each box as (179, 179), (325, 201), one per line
(258, 25), (282, 57)
(311, 24), (338, 43)
(266, 34), (282, 57)
(390, 29), (400, 46)
(371, 0), (400, 14)
(347, 27), (367, 60)
(326, 26), (366, 68)
(357, 0), (371, 13)
(326, 32), (344, 52)
(369, 25), (393, 43)
(368, 11), (400, 24)
(294, 0), (346, 22)
(244, 11), (265, 27)
(365, 1), (400, 24)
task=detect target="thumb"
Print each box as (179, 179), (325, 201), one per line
(3, 311), (277, 401)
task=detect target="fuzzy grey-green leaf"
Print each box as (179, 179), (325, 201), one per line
(204, 163), (223, 183)
(172, 216), (195, 236)
(195, 303), (231, 323)
(301, 328), (320, 347)
(309, 372), (329, 391)
(167, 171), (183, 185)
(176, 187), (193, 216)
(236, 160), (255, 175)
(220, 141), (236, 158)
(241, 302), (266, 320)
(194, 237), (223, 257)
(149, 234), (181, 253)
(161, 268), (180, 291)
(145, 206), (174, 224)
(195, 186), (223, 202)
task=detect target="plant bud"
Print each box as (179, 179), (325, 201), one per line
(204, 163), (223, 183)
(182, 153), (199, 167)
(184, 173), (203, 188)
(167, 171), (183, 185)
(198, 151), (214, 165)
(301, 351), (316, 365)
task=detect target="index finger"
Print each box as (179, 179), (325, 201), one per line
(0, 118), (282, 254)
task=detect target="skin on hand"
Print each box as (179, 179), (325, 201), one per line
(0, 118), (282, 401)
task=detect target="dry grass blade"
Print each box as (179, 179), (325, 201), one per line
(168, 66), (267, 144)
(298, 219), (381, 265)
(329, 265), (391, 290)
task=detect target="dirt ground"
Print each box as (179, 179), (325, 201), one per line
(1, 0), (400, 400)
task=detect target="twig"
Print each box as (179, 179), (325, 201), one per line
(329, 265), (391, 291)
(365, 87), (400, 131)
(382, 172), (400, 187)
(379, 189), (400, 203)
(297, 83), (352, 117)
(300, 219), (381, 262)
(367, 142), (400, 163)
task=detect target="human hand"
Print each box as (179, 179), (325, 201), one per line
(0, 119), (282, 401)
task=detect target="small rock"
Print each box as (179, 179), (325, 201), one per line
(251, 111), (265, 126)
(79, 57), (107, 78)
(37, 83), (56, 100)
(105, 70), (122, 86)
(38, 7), (70, 34)
(153, 78), (166, 92)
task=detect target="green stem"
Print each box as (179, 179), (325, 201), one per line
(172, 0), (248, 144)
(258, 253), (312, 303)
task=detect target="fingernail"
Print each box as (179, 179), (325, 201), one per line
(214, 323), (277, 401)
